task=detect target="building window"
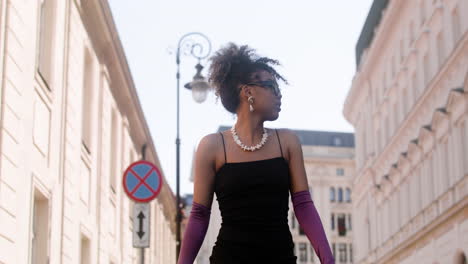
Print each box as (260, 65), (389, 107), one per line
(376, 128), (381, 153)
(350, 244), (353, 263)
(110, 109), (119, 193)
(299, 243), (307, 263)
(80, 161), (91, 206)
(409, 21), (415, 44)
(338, 188), (343, 203)
(332, 243), (336, 258)
(412, 73), (418, 99)
(362, 129), (367, 159)
(420, 0), (426, 26)
(299, 225), (306, 236)
(348, 214), (352, 231)
(345, 188), (351, 202)
(333, 137), (342, 146)
(80, 235), (91, 264)
(403, 88), (409, 114)
(436, 32), (445, 67)
(423, 53), (430, 86)
(31, 190), (50, 263)
(336, 168), (344, 176)
(338, 214), (346, 236)
(291, 211), (296, 229)
(393, 102), (399, 134)
(461, 122), (468, 175)
(400, 39), (405, 63)
(338, 243), (347, 263)
(36, 0), (56, 88)
(330, 187), (336, 202)
(452, 7), (461, 44)
(310, 244), (315, 263)
(442, 141), (450, 190)
(382, 72), (387, 92)
(331, 213), (335, 230)
(384, 115), (390, 142)
(81, 49), (94, 154)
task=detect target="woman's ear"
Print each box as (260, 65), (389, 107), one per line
(240, 85), (252, 98)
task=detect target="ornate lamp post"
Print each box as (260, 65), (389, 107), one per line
(175, 32), (211, 261)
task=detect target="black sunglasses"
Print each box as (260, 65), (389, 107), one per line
(245, 80), (281, 96)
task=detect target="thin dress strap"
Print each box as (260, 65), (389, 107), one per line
(275, 129), (284, 158)
(219, 132), (227, 163)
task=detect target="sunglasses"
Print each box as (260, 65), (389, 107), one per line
(245, 80), (281, 96)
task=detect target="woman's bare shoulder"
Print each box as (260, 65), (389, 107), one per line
(196, 133), (222, 162)
(274, 128), (300, 145)
(274, 128), (301, 158)
(198, 133), (221, 149)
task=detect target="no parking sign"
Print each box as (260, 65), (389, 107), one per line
(123, 160), (163, 203)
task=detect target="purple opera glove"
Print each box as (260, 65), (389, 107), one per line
(292, 190), (335, 264)
(177, 201), (211, 264)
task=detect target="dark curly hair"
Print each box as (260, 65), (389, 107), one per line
(208, 43), (287, 114)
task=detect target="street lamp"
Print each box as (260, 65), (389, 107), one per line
(184, 63), (211, 103)
(175, 32), (212, 261)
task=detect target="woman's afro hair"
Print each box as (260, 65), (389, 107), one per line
(208, 43), (287, 113)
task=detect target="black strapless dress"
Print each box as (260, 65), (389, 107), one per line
(209, 131), (297, 264)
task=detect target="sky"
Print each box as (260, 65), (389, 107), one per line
(108, 0), (374, 196)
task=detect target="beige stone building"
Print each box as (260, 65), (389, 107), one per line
(344, 0), (468, 263)
(193, 127), (355, 264)
(0, 0), (176, 263)
(289, 130), (355, 264)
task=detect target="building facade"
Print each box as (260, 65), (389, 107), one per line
(193, 127), (355, 264)
(289, 130), (355, 264)
(344, 0), (468, 263)
(0, 0), (176, 263)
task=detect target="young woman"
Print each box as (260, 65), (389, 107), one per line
(177, 43), (334, 264)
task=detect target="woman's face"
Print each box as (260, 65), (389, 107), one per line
(245, 70), (282, 121)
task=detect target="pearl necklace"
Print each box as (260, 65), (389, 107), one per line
(230, 126), (269, 152)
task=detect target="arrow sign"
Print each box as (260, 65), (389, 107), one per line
(137, 212), (145, 239)
(133, 203), (150, 248)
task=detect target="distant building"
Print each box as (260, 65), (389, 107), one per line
(181, 194), (194, 233)
(289, 130), (355, 264)
(193, 126), (355, 264)
(0, 1), (176, 263)
(344, 0), (468, 263)
(182, 194), (194, 218)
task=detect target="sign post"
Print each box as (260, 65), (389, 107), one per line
(123, 160), (163, 264)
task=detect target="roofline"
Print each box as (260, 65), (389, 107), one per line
(355, 0), (389, 67)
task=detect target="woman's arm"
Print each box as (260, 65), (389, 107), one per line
(177, 134), (217, 264)
(282, 129), (335, 264)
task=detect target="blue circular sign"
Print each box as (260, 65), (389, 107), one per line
(122, 160), (163, 203)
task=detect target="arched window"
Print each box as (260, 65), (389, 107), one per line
(331, 213), (335, 230)
(420, 0), (426, 26)
(338, 188), (343, 202)
(345, 188), (351, 202)
(330, 187), (336, 202)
